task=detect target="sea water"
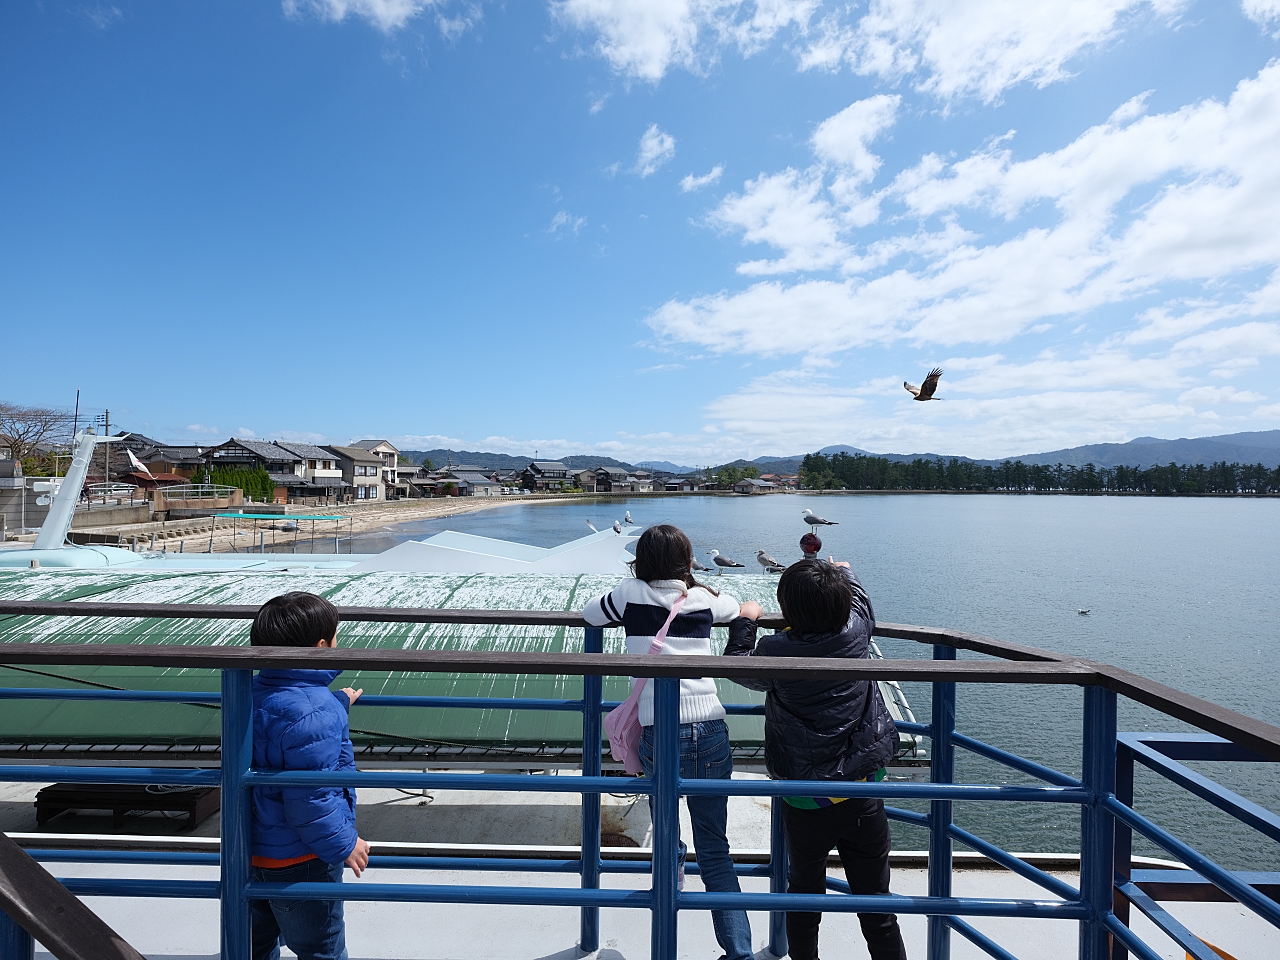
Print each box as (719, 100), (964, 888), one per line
(354, 493), (1280, 868)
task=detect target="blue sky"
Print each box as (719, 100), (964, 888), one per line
(3, 1), (1280, 464)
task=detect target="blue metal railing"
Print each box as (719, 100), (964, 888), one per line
(0, 617), (1278, 960)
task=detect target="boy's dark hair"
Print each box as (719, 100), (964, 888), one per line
(632, 524), (717, 595)
(777, 560), (852, 634)
(250, 592), (340, 647)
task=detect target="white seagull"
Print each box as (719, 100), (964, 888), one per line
(690, 557), (709, 572)
(706, 549), (745, 575)
(803, 508), (838, 531)
(756, 549), (785, 573)
(624, 511), (633, 524)
(613, 520), (623, 534)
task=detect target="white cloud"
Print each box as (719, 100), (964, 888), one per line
(659, 62), (1280, 363)
(83, 5), (123, 29)
(811, 94), (900, 183)
(801, 1), (1187, 104)
(283, 0), (476, 35)
(548, 210), (587, 235)
(680, 164), (725, 191)
(1178, 386), (1266, 405)
(553, 0), (816, 82)
(710, 170), (846, 274)
(636, 124), (676, 177)
(1242, 0), (1280, 33)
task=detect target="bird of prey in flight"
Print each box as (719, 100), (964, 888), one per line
(905, 368), (944, 401)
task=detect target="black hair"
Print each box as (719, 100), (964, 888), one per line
(631, 524), (717, 595)
(250, 592), (340, 648)
(776, 560), (852, 634)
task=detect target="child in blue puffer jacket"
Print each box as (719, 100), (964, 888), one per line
(250, 592), (369, 960)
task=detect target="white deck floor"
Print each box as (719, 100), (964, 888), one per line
(34, 860), (1275, 960)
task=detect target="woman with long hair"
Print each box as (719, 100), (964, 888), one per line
(583, 524), (754, 960)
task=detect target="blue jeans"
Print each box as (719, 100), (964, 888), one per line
(640, 719), (753, 960)
(250, 857), (348, 960)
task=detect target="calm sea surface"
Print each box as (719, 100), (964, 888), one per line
(351, 493), (1280, 867)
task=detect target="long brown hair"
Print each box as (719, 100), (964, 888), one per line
(631, 524), (718, 595)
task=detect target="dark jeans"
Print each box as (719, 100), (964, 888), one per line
(250, 857), (348, 960)
(639, 719), (753, 960)
(781, 798), (907, 960)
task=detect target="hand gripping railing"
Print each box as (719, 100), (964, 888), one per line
(0, 601), (1278, 960)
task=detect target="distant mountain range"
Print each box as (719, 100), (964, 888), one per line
(796, 431), (1280, 470)
(400, 430), (1280, 477)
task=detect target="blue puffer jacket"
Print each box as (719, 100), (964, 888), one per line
(251, 668), (358, 865)
(724, 567), (897, 783)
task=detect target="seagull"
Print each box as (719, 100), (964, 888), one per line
(624, 511), (633, 524)
(690, 557), (709, 572)
(613, 520), (622, 534)
(1078, 608), (1091, 615)
(904, 367), (944, 401)
(756, 549), (785, 573)
(803, 508), (838, 531)
(587, 520), (598, 533)
(706, 549), (745, 575)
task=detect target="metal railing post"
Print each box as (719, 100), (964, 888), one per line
(579, 626), (604, 953)
(1080, 685), (1117, 960)
(0, 910), (33, 960)
(651, 677), (680, 960)
(768, 797), (789, 958)
(220, 668), (253, 960)
(1110, 739), (1134, 960)
(928, 643), (957, 960)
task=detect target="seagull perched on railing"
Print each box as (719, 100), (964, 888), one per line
(624, 511), (633, 524)
(803, 508), (838, 531)
(756, 549), (785, 573)
(613, 520), (622, 534)
(690, 557), (709, 572)
(904, 367), (944, 401)
(706, 550), (744, 575)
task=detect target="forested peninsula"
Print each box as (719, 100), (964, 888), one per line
(799, 452), (1280, 494)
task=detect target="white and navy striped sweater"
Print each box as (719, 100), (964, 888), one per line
(583, 578), (742, 726)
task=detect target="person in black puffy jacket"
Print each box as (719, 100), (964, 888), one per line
(726, 559), (907, 960)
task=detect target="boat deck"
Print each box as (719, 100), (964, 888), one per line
(36, 861), (1277, 960)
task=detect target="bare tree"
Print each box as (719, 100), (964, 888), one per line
(0, 401), (73, 462)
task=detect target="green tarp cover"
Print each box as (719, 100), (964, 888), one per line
(0, 570), (772, 751)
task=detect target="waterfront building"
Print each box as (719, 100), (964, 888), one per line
(522, 461), (571, 491)
(326, 444), (385, 501)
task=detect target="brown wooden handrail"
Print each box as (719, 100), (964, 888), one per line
(0, 601), (1067, 661)
(0, 831), (145, 960)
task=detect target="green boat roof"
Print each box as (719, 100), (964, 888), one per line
(0, 569), (779, 758)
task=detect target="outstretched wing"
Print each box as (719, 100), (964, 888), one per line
(918, 368), (943, 400)
(904, 381), (920, 397)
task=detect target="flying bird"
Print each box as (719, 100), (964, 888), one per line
(756, 549), (784, 573)
(624, 511), (633, 524)
(706, 549), (745, 575)
(613, 520), (622, 534)
(802, 508), (838, 531)
(904, 367), (944, 401)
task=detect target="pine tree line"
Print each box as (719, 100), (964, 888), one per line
(799, 452), (1280, 494)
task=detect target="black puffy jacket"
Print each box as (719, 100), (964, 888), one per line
(724, 567), (896, 783)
